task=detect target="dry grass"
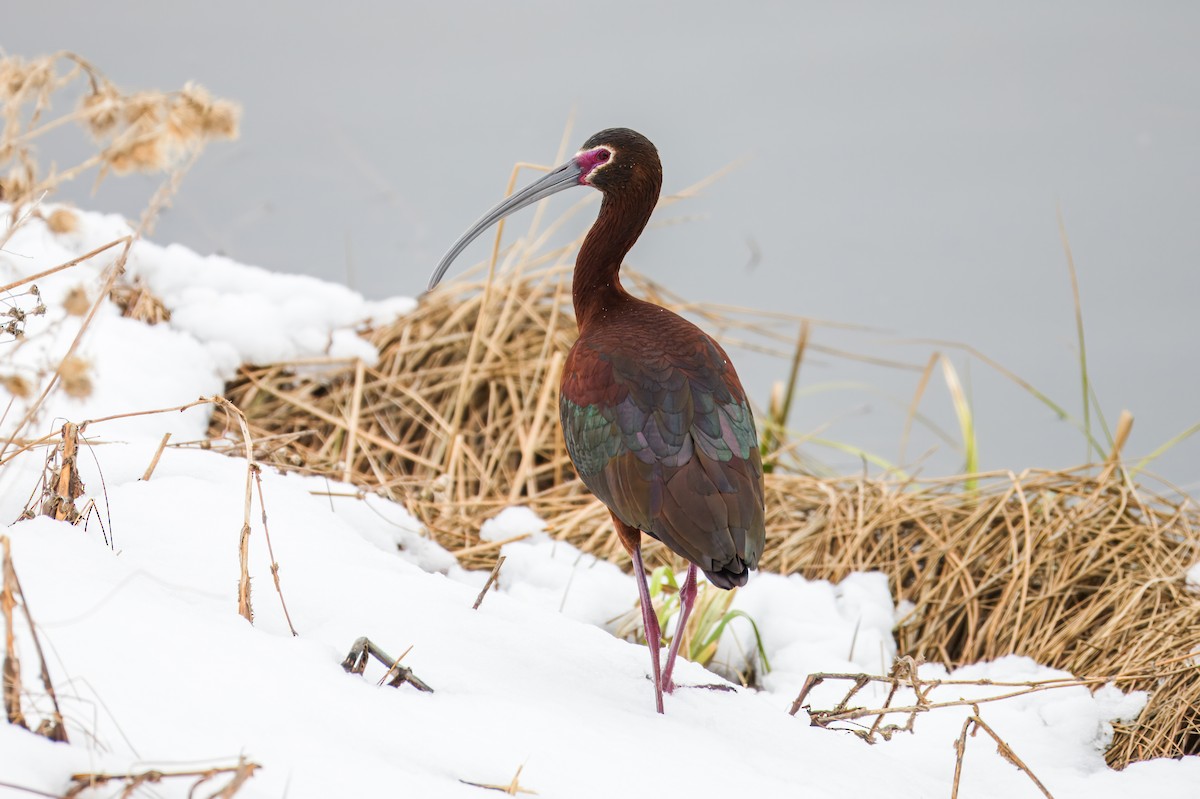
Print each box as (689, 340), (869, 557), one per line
(209, 253), (1200, 768)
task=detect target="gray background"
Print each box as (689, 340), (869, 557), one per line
(6, 2), (1198, 492)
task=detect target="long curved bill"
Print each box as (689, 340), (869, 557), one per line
(426, 158), (583, 292)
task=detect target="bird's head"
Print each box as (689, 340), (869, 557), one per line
(426, 127), (661, 292)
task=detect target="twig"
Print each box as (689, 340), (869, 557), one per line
(453, 533), (529, 558)
(340, 636), (433, 693)
(252, 464), (297, 636)
(1, 536), (68, 741)
(473, 555), (506, 610)
(65, 758), (260, 799)
(967, 714), (1055, 798)
(0, 236), (128, 295)
(377, 644), (414, 687)
(949, 715), (972, 799)
(460, 763), (537, 796)
(0, 780), (60, 798)
(341, 358), (366, 483)
(141, 432), (171, 480)
(790, 659), (1186, 751)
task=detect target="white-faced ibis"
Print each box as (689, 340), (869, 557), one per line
(428, 128), (765, 713)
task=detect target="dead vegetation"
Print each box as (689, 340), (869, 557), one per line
(1, 51), (239, 453)
(0, 51), (239, 231)
(64, 758), (259, 798)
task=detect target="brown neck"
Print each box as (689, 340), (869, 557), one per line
(572, 183), (659, 331)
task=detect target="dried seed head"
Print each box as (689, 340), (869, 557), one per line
(170, 83), (241, 142)
(79, 85), (121, 136)
(57, 355), (93, 399)
(63, 285), (90, 316)
(121, 92), (163, 127)
(0, 168), (31, 203)
(1, 374), (33, 399)
(0, 56), (31, 99)
(106, 136), (167, 175)
(112, 278), (171, 325)
(47, 207), (80, 235)
(203, 99), (240, 139)
(167, 93), (204, 145)
(22, 58), (54, 95)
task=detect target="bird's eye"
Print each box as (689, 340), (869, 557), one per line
(595, 149), (611, 163)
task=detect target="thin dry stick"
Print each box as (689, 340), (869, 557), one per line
(342, 358), (366, 483)
(216, 396), (257, 625)
(0, 235), (134, 461)
(65, 758), (260, 799)
(252, 465), (297, 636)
(0, 236), (129, 295)
(454, 533), (530, 558)
(473, 555), (506, 610)
(377, 644), (414, 686)
(790, 667), (1171, 726)
(141, 432), (171, 481)
(459, 763), (537, 796)
(0, 780), (59, 798)
(949, 715), (972, 799)
(0, 536), (68, 741)
(1, 538), (23, 729)
(967, 714), (1056, 799)
(340, 637), (433, 692)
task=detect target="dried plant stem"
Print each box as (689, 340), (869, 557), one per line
(252, 464), (297, 636)
(64, 758), (260, 799)
(0, 235), (133, 461)
(0, 780), (60, 798)
(0, 236), (128, 295)
(33, 396), (287, 628)
(340, 637), (433, 692)
(964, 714), (1055, 798)
(472, 555), (506, 610)
(1, 536), (68, 742)
(217, 396), (257, 625)
(52, 422), (80, 521)
(1, 540), (22, 729)
(342, 358), (366, 483)
(141, 432), (172, 480)
(453, 533), (529, 558)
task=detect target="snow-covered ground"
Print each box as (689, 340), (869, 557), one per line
(0, 206), (1196, 797)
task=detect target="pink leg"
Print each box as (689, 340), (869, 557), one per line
(630, 542), (664, 714)
(661, 563), (698, 693)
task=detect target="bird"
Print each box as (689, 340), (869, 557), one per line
(427, 128), (765, 714)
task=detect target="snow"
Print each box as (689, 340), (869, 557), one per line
(1187, 561), (1200, 591)
(1, 205), (1197, 797)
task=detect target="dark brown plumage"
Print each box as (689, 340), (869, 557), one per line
(428, 128), (766, 713)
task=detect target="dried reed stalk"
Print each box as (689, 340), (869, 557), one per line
(65, 757), (259, 799)
(1, 535), (68, 742)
